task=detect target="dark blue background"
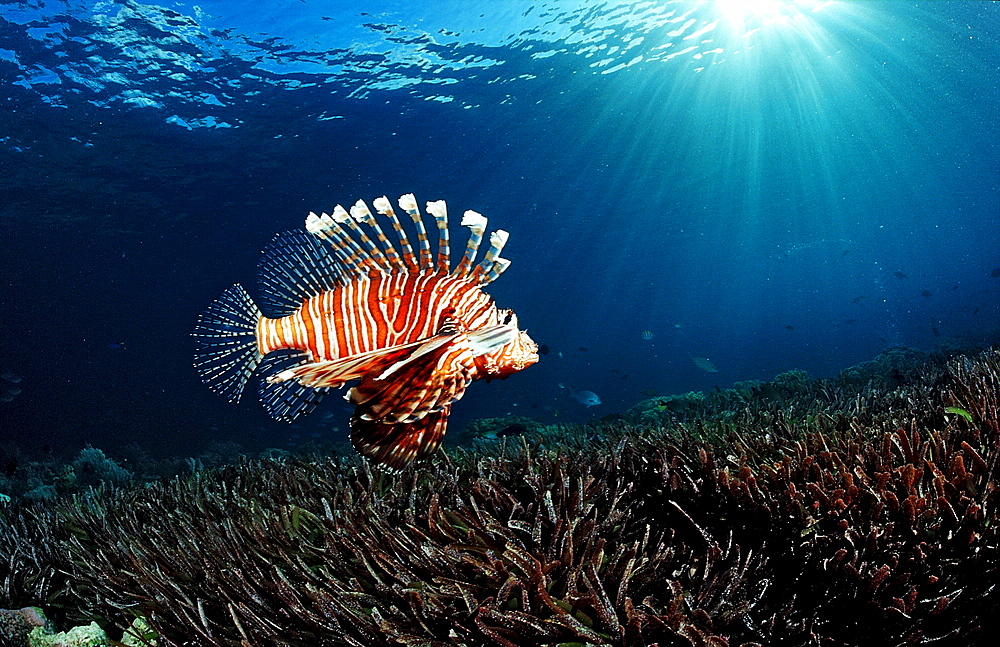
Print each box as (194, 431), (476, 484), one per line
(1, 1), (998, 459)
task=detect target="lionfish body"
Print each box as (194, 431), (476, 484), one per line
(193, 194), (538, 469)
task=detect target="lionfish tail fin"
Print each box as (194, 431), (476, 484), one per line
(351, 406), (451, 471)
(192, 284), (263, 403)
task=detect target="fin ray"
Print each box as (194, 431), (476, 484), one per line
(258, 230), (344, 317)
(192, 284), (262, 403)
(258, 350), (330, 421)
(351, 406), (450, 470)
(266, 337), (431, 389)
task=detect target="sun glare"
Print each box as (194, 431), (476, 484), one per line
(713, 0), (838, 36)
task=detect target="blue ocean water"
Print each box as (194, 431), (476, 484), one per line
(1, 0), (998, 459)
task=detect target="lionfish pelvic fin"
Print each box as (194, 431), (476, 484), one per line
(351, 406), (451, 471)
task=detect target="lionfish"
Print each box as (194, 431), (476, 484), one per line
(193, 194), (539, 470)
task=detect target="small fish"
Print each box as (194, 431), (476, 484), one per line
(559, 383), (601, 407)
(992, 268), (1000, 278)
(894, 271), (908, 279)
(498, 423), (527, 437)
(921, 290), (932, 298)
(691, 356), (718, 373)
(194, 193), (539, 470)
(945, 406), (972, 422)
(640, 330), (654, 340)
(0, 372), (21, 383)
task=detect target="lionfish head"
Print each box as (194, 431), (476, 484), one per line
(476, 310), (539, 380)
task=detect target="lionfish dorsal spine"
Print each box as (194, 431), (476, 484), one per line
(349, 200), (405, 272)
(425, 200), (450, 273)
(454, 210), (487, 279)
(398, 194), (434, 271)
(471, 229), (510, 285)
(485, 257), (511, 284)
(373, 196), (420, 272)
(306, 211), (375, 275)
(305, 195), (511, 284)
(330, 204), (391, 273)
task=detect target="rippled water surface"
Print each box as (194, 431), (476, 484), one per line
(1, 1), (998, 456)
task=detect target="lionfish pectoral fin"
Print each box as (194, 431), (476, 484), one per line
(465, 323), (518, 356)
(264, 337), (429, 389)
(372, 323), (514, 382)
(349, 330), (504, 424)
(346, 325), (521, 473)
(373, 331), (462, 381)
(351, 405), (451, 471)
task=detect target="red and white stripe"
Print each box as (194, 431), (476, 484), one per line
(256, 271), (497, 362)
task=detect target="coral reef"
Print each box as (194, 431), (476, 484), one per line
(1, 348), (999, 645)
(28, 620), (108, 647)
(456, 415), (548, 444)
(1, 607), (50, 647)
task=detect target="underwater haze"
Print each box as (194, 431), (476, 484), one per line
(1, 0), (998, 459)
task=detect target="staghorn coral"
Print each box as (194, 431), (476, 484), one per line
(0, 348), (999, 646)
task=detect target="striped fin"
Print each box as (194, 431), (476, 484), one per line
(345, 325), (518, 470)
(257, 350), (330, 422)
(485, 257), (511, 284)
(425, 200), (450, 273)
(265, 337), (434, 389)
(306, 211), (368, 275)
(302, 194), (513, 286)
(257, 230), (343, 317)
(330, 205), (385, 274)
(350, 406), (450, 471)
(454, 210), (487, 279)
(398, 193), (433, 270)
(348, 200), (402, 272)
(471, 229), (510, 285)
(348, 324), (517, 423)
(373, 196), (419, 272)
(325, 204), (391, 273)
(192, 284), (263, 403)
